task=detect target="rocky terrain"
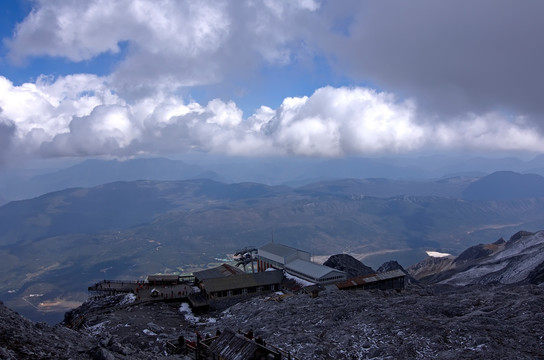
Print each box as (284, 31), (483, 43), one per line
(410, 230), (544, 286)
(2, 230), (544, 359)
(200, 284), (544, 359)
(4, 283), (543, 360)
(0, 300), (99, 359)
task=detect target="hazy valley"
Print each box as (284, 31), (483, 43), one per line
(2, 158), (544, 324)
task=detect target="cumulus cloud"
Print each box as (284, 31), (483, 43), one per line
(1, 75), (543, 163)
(267, 87), (424, 156)
(6, 0), (320, 99)
(6, 0), (544, 124)
(432, 114), (544, 152)
(6, 0), (543, 135)
(0, 74), (121, 156)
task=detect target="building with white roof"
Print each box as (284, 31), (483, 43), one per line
(256, 242), (347, 285)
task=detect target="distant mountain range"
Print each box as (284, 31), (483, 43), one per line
(2, 176), (544, 323)
(299, 176), (474, 198)
(0, 158), (222, 202)
(462, 171), (544, 200)
(3, 155), (544, 202)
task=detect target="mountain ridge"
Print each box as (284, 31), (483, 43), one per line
(462, 171), (544, 200)
(4, 156), (544, 202)
(408, 230), (544, 286)
(2, 178), (544, 324)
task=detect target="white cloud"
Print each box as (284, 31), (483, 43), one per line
(0, 74), (122, 156)
(43, 105), (139, 157)
(2, 76), (543, 164)
(7, 0), (229, 62)
(433, 113), (544, 152)
(270, 87), (425, 156)
(5, 0), (544, 146)
(6, 0), (320, 99)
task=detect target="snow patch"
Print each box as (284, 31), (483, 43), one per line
(426, 251), (451, 258)
(86, 321), (110, 336)
(143, 329), (157, 336)
(119, 293), (137, 305)
(284, 272), (315, 287)
(179, 302), (200, 323)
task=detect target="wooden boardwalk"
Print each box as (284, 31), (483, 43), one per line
(88, 279), (195, 303)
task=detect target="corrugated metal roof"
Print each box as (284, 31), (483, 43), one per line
(193, 263), (244, 281)
(259, 242), (300, 258)
(202, 270), (283, 293)
(208, 329), (277, 360)
(146, 274), (179, 282)
(285, 258), (346, 280)
(336, 269), (406, 289)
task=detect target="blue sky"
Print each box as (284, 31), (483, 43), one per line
(1, 0), (543, 169)
(0, 2), (122, 83)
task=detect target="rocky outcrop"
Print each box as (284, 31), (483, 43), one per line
(62, 294), (186, 359)
(527, 260), (544, 284)
(407, 255), (455, 280)
(452, 236), (509, 267)
(377, 260), (403, 273)
(454, 243), (498, 265)
(443, 231), (544, 286)
(507, 230), (534, 245)
(409, 230), (544, 287)
(0, 301), (100, 359)
(323, 254), (375, 278)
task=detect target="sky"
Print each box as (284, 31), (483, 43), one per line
(1, 0), (544, 169)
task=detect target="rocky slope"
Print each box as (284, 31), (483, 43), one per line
(407, 256), (455, 280)
(0, 295), (187, 360)
(3, 230), (544, 359)
(15, 283), (543, 360)
(199, 284), (544, 359)
(410, 230), (544, 286)
(0, 300), (99, 359)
